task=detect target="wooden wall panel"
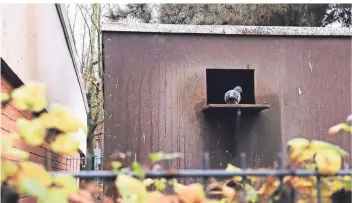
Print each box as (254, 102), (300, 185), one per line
(103, 33), (351, 170)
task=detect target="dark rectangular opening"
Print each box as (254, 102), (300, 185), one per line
(206, 69), (255, 105)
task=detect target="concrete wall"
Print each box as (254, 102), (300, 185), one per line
(0, 4), (88, 155)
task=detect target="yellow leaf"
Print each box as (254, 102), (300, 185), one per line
(287, 138), (310, 164)
(321, 177), (345, 197)
(17, 118), (46, 146)
(1, 136), (30, 160)
(51, 134), (79, 155)
(1, 93), (10, 103)
(115, 174), (148, 203)
(39, 187), (69, 203)
(1, 160), (19, 182)
(14, 162), (52, 189)
(310, 140), (348, 157)
(258, 176), (280, 198)
(153, 178), (167, 192)
(287, 138), (310, 149)
(40, 105), (87, 134)
(11, 82), (47, 112)
(226, 163), (243, 183)
(53, 175), (78, 195)
(143, 178), (154, 187)
(315, 149), (341, 175)
(329, 123), (351, 136)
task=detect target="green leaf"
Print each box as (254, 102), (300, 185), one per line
(20, 178), (47, 199)
(148, 152), (183, 162)
(132, 161), (145, 179)
(52, 175), (78, 195)
(148, 152), (164, 162)
(39, 188), (68, 203)
(111, 161), (122, 172)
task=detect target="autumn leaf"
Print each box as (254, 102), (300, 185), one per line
(289, 177), (315, 195)
(115, 174), (148, 203)
(51, 133), (80, 155)
(1, 92), (10, 104)
(11, 82), (47, 112)
(19, 178), (47, 200)
(111, 161), (122, 172)
(148, 152), (164, 162)
(39, 187), (69, 203)
(39, 105), (87, 134)
(315, 149), (342, 175)
(17, 118), (46, 146)
(53, 175), (79, 195)
(310, 140), (349, 157)
(226, 163), (242, 183)
(1, 160), (19, 182)
(175, 183), (205, 203)
(148, 152), (183, 162)
(143, 178), (154, 187)
(287, 138), (311, 164)
(244, 184), (258, 202)
(258, 176), (280, 198)
(132, 161), (145, 179)
(14, 162), (52, 194)
(321, 177), (345, 197)
(287, 138), (310, 150)
(328, 123), (351, 136)
(342, 175), (351, 190)
(153, 178), (167, 192)
(1, 136), (29, 160)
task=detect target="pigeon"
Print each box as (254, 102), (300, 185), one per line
(224, 86), (242, 104)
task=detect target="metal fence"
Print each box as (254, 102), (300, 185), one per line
(57, 152), (352, 203)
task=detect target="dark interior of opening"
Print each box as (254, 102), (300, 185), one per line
(206, 69), (255, 105)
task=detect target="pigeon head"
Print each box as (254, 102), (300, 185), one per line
(234, 86), (242, 93)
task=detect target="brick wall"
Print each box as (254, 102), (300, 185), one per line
(1, 75), (80, 202)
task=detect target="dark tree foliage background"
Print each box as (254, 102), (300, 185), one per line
(106, 4), (351, 27)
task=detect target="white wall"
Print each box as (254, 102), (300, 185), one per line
(0, 4), (88, 155)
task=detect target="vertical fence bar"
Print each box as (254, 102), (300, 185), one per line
(163, 159), (172, 194)
(126, 152), (132, 167)
(240, 153), (247, 200)
(277, 153), (284, 202)
(316, 171), (322, 203)
(203, 152), (210, 194)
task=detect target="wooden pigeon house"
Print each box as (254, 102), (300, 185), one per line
(102, 23), (352, 170)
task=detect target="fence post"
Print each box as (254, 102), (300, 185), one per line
(203, 152), (210, 194)
(240, 153), (247, 200)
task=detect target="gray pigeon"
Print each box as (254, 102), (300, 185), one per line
(224, 86), (242, 104)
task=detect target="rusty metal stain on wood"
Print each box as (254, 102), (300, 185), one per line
(102, 32), (351, 173)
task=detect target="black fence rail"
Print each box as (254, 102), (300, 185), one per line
(58, 152), (352, 203)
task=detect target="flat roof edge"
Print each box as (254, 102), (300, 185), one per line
(102, 22), (352, 37)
